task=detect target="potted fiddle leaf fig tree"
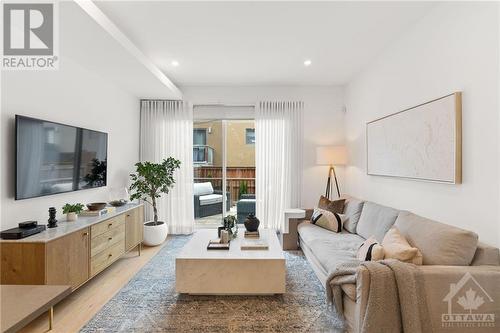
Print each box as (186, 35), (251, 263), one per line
(129, 157), (181, 246)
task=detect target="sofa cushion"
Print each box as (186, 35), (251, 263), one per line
(298, 221), (365, 252)
(356, 201), (399, 242)
(318, 196), (345, 214)
(342, 196), (365, 233)
(199, 193), (223, 206)
(395, 211), (478, 266)
(194, 182), (214, 196)
(298, 222), (364, 274)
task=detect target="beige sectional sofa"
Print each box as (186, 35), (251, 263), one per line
(290, 196), (500, 332)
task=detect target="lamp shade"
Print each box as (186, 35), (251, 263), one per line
(316, 146), (347, 166)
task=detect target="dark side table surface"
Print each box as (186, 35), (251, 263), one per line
(1, 284), (71, 333)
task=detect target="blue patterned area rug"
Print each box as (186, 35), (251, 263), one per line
(80, 235), (344, 333)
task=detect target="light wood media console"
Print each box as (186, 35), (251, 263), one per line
(1, 204), (144, 290)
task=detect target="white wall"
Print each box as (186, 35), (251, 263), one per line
(182, 85), (345, 209)
(1, 56), (139, 230)
(344, 2), (499, 246)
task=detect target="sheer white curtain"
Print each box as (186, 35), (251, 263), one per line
(140, 100), (194, 234)
(255, 101), (303, 232)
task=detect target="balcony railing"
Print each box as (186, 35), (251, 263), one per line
(193, 145), (215, 165)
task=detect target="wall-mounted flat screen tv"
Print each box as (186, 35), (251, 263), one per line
(16, 115), (108, 200)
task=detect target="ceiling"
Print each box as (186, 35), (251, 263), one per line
(94, 1), (436, 86)
(61, 1), (181, 99)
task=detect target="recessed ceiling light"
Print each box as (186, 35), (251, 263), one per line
(171, 60), (179, 67)
(304, 59), (312, 67)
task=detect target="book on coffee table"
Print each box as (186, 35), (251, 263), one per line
(207, 242), (230, 250)
(244, 230), (260, 238)
(240, 239), (268, 250)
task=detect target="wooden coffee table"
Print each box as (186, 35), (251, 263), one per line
(175, 228), (285, 295)
(1, 284), (71, 333)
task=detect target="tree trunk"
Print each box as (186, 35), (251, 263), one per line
(152, 196), (158, 225)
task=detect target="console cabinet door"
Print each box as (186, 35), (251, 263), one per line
(125, 206), (144, 251)
(46, 228), (90, 289)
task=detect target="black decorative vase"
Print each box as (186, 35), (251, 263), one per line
(47, 207), (58, 228)
(244, 213), (260, 232)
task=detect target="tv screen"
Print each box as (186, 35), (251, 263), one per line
(16, 115), (108, 200)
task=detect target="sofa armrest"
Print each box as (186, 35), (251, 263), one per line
(303, 208), (314, 220)
(279, 208), (312, 250)
(352, 264), (500, 332)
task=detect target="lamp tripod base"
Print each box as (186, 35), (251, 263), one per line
(324, 166), (341, 199)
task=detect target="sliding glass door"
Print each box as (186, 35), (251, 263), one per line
(193, 119), (255, 228)
(225, 120), (255, 225)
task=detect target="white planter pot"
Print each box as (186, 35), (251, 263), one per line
(67, 212), (78, 222)
(143, 221), (168, 246)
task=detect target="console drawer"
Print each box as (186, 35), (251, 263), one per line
(90, 241), (125, 276)
(91, 215), (125, 238)
(91, 224), (125, 257)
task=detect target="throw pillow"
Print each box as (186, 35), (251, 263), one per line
(311, 208), (345, 233)
(357, 237), (384, 261)
(318, 195), (345, 214)
(382, 227), (423, 265)
(342, 196), (365, 234)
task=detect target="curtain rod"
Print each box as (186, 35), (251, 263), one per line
(193, 104), (255, 108)
(140, 99), (183, 101)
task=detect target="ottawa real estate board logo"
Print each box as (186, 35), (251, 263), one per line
(2, 1), (59, 70)
(442, 272), (496, 329)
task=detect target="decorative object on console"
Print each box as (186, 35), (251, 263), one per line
(0, 221), (46, 239)
(86, 202), (107, 211)
(109, 199), (128, 207)
(47, 207), (57, 228)
(62, 203), (85, 222)
(366, 92), (462, 184)
(80, 207), (113, 217)
(316, 146), (347, 199)
(244, 213), (260, 232)
(108, 187), (129, 205)
(19, 221), (38, 228)
(129, 157), (181, 246)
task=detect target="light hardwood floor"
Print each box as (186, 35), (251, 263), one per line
(19, 243), (164, 333)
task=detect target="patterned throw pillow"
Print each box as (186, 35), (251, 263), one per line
(318, 196), (345, 214)
(311, 208), (345, 233)
(357, 236), (384, 261)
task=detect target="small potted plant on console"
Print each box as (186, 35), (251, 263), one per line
(129, 157), (181, 246)
(62, 203), (85, 222)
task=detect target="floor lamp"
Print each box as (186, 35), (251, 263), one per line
(316, 146), (347, 199)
